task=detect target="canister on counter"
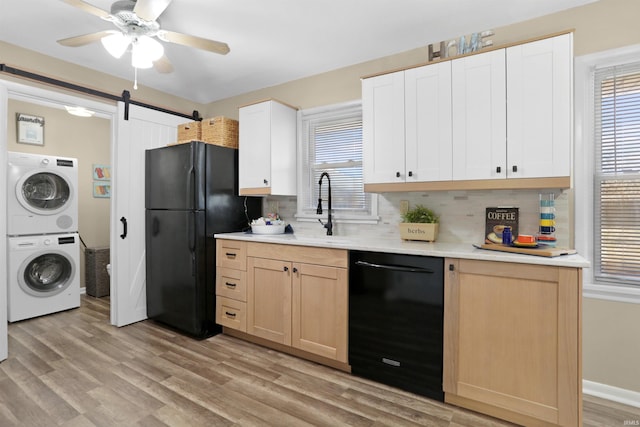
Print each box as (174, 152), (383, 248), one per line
(502, 226), (512, 245)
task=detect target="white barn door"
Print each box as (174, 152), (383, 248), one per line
(111, 103), (189, 326)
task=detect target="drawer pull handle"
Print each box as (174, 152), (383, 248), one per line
(382, 357), (401, 367)
(225, 311), (236, 318)
(225, 282), (237, 288)
(225, 252), (237, 258)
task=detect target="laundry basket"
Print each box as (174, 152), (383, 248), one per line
(85, 247), (110, 297)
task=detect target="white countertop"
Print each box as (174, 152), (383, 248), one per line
(214, 232), (590, 268)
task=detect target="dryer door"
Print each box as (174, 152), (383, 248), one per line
(19, 252), (75, 297)
(17, 171), (72, 215)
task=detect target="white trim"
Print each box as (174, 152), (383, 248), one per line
(583, 379), (640, 409)
(574, 44), (640, 302)
(0, 84), (8, 361)
(583, 283), (640, 304)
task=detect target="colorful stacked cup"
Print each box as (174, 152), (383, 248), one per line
(538, 194), (557, 247)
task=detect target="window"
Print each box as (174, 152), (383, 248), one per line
(594, 61), (640, 286)
(296, 101), (378, 223)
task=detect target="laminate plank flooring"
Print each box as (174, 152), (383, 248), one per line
(1, 295), (638, 426)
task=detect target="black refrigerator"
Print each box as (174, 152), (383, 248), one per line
(145, 141), (261, 338)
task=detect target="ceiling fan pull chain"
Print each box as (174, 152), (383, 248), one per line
(134, 67), (138, 90)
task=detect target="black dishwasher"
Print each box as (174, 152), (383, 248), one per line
(349, 251), (444, 401)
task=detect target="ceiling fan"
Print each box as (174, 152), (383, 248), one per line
(57, 0), (230, 74)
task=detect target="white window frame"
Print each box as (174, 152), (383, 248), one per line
(575, 44), (640, 303)
(295, 100), (378, 224)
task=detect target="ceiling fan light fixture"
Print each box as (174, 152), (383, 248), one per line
(131, 45), (153, 69)
(130, 35), (164, 69)
(101, 31), (130, 58)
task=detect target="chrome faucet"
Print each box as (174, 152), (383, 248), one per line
(317, 172), (333, 235)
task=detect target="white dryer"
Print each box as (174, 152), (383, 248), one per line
(7, 233), (80, 322)
(7, 151), (78, 236)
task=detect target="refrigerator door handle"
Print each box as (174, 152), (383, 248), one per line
(187, 166), (196, 208)
(188, 212), (196, 276)
(188, 213), (196, 251)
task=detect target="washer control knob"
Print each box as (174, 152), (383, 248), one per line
(41, 158), (50, 165)
(43, 239), (52, 246)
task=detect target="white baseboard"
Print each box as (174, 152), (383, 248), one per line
(583, 379), (640, 409)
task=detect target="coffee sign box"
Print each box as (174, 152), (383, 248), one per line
(485, 207), (519, 243)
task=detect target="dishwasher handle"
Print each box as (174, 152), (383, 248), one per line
(354, 260), (434, 274)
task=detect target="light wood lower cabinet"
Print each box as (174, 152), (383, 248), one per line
(217, 240), (348, 365)
(292, 262), (348, 362)
(215, 240), (249, 332)
(246, 257), (292, 344)
(443, 258), (582, 427)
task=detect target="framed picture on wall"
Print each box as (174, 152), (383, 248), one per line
(93, 164), (111, 181)
(93, 182), (111, 198)
(16, 113), (45, 146)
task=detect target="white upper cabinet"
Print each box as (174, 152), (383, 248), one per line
(363, 61), (452, 185)
(452, 49), (507, 181)
(362, 32), (573, 191)
(405, 61), (453, 182)
(362, 71), (406, 184)
(506, 32), (572, 178)
(239, 100), (297, 196)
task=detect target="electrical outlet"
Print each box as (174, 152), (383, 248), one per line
(268, 200), (279, 214)
(400, 200), (409, 215)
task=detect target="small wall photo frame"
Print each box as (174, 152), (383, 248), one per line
(16, 113), (45, 146)
(93, 164), (111, 181)
(93, 182), (111, 198)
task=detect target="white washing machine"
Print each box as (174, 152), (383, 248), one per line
(7, 151), (78, 236)
(7, 233), (80, 322)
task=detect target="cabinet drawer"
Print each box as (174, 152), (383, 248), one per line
(216, 296), (246, 332)
(216, 239), (247, 270)
(216, 267), (247, 301)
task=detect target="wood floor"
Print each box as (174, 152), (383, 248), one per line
(1, 296), (638, 427)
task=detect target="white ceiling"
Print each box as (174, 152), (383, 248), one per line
(0, 0), (597, 104)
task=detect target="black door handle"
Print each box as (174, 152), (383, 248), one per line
(120, 217), (127, 239)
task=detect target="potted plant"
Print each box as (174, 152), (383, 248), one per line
(399, 204), (440, 242)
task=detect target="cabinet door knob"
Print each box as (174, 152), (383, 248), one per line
(408, 171), (413, 177)
(284, 266), (289, 272)
(512, 165), (518, 172)
(396, 171), (401, 178)
(293, 267), (298, 273)
(496, 166), (501, 173)
(263, 179), (269, 185)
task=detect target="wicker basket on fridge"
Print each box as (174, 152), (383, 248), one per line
(177, 121), (202, 143)
(201, 116), (239, 148)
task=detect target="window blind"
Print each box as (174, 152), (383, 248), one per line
(594, 62), (640, 285)
(298, 102), (374, 219)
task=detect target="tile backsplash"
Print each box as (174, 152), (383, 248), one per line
(263, 189), (571, 248)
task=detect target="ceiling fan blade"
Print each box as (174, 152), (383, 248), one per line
(154, 55), (174, 74)
(158, 30), (230, 55)
(134, 0), (173, 22)
(61, 0), (111, 19)
(57, 30), (114, 47)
